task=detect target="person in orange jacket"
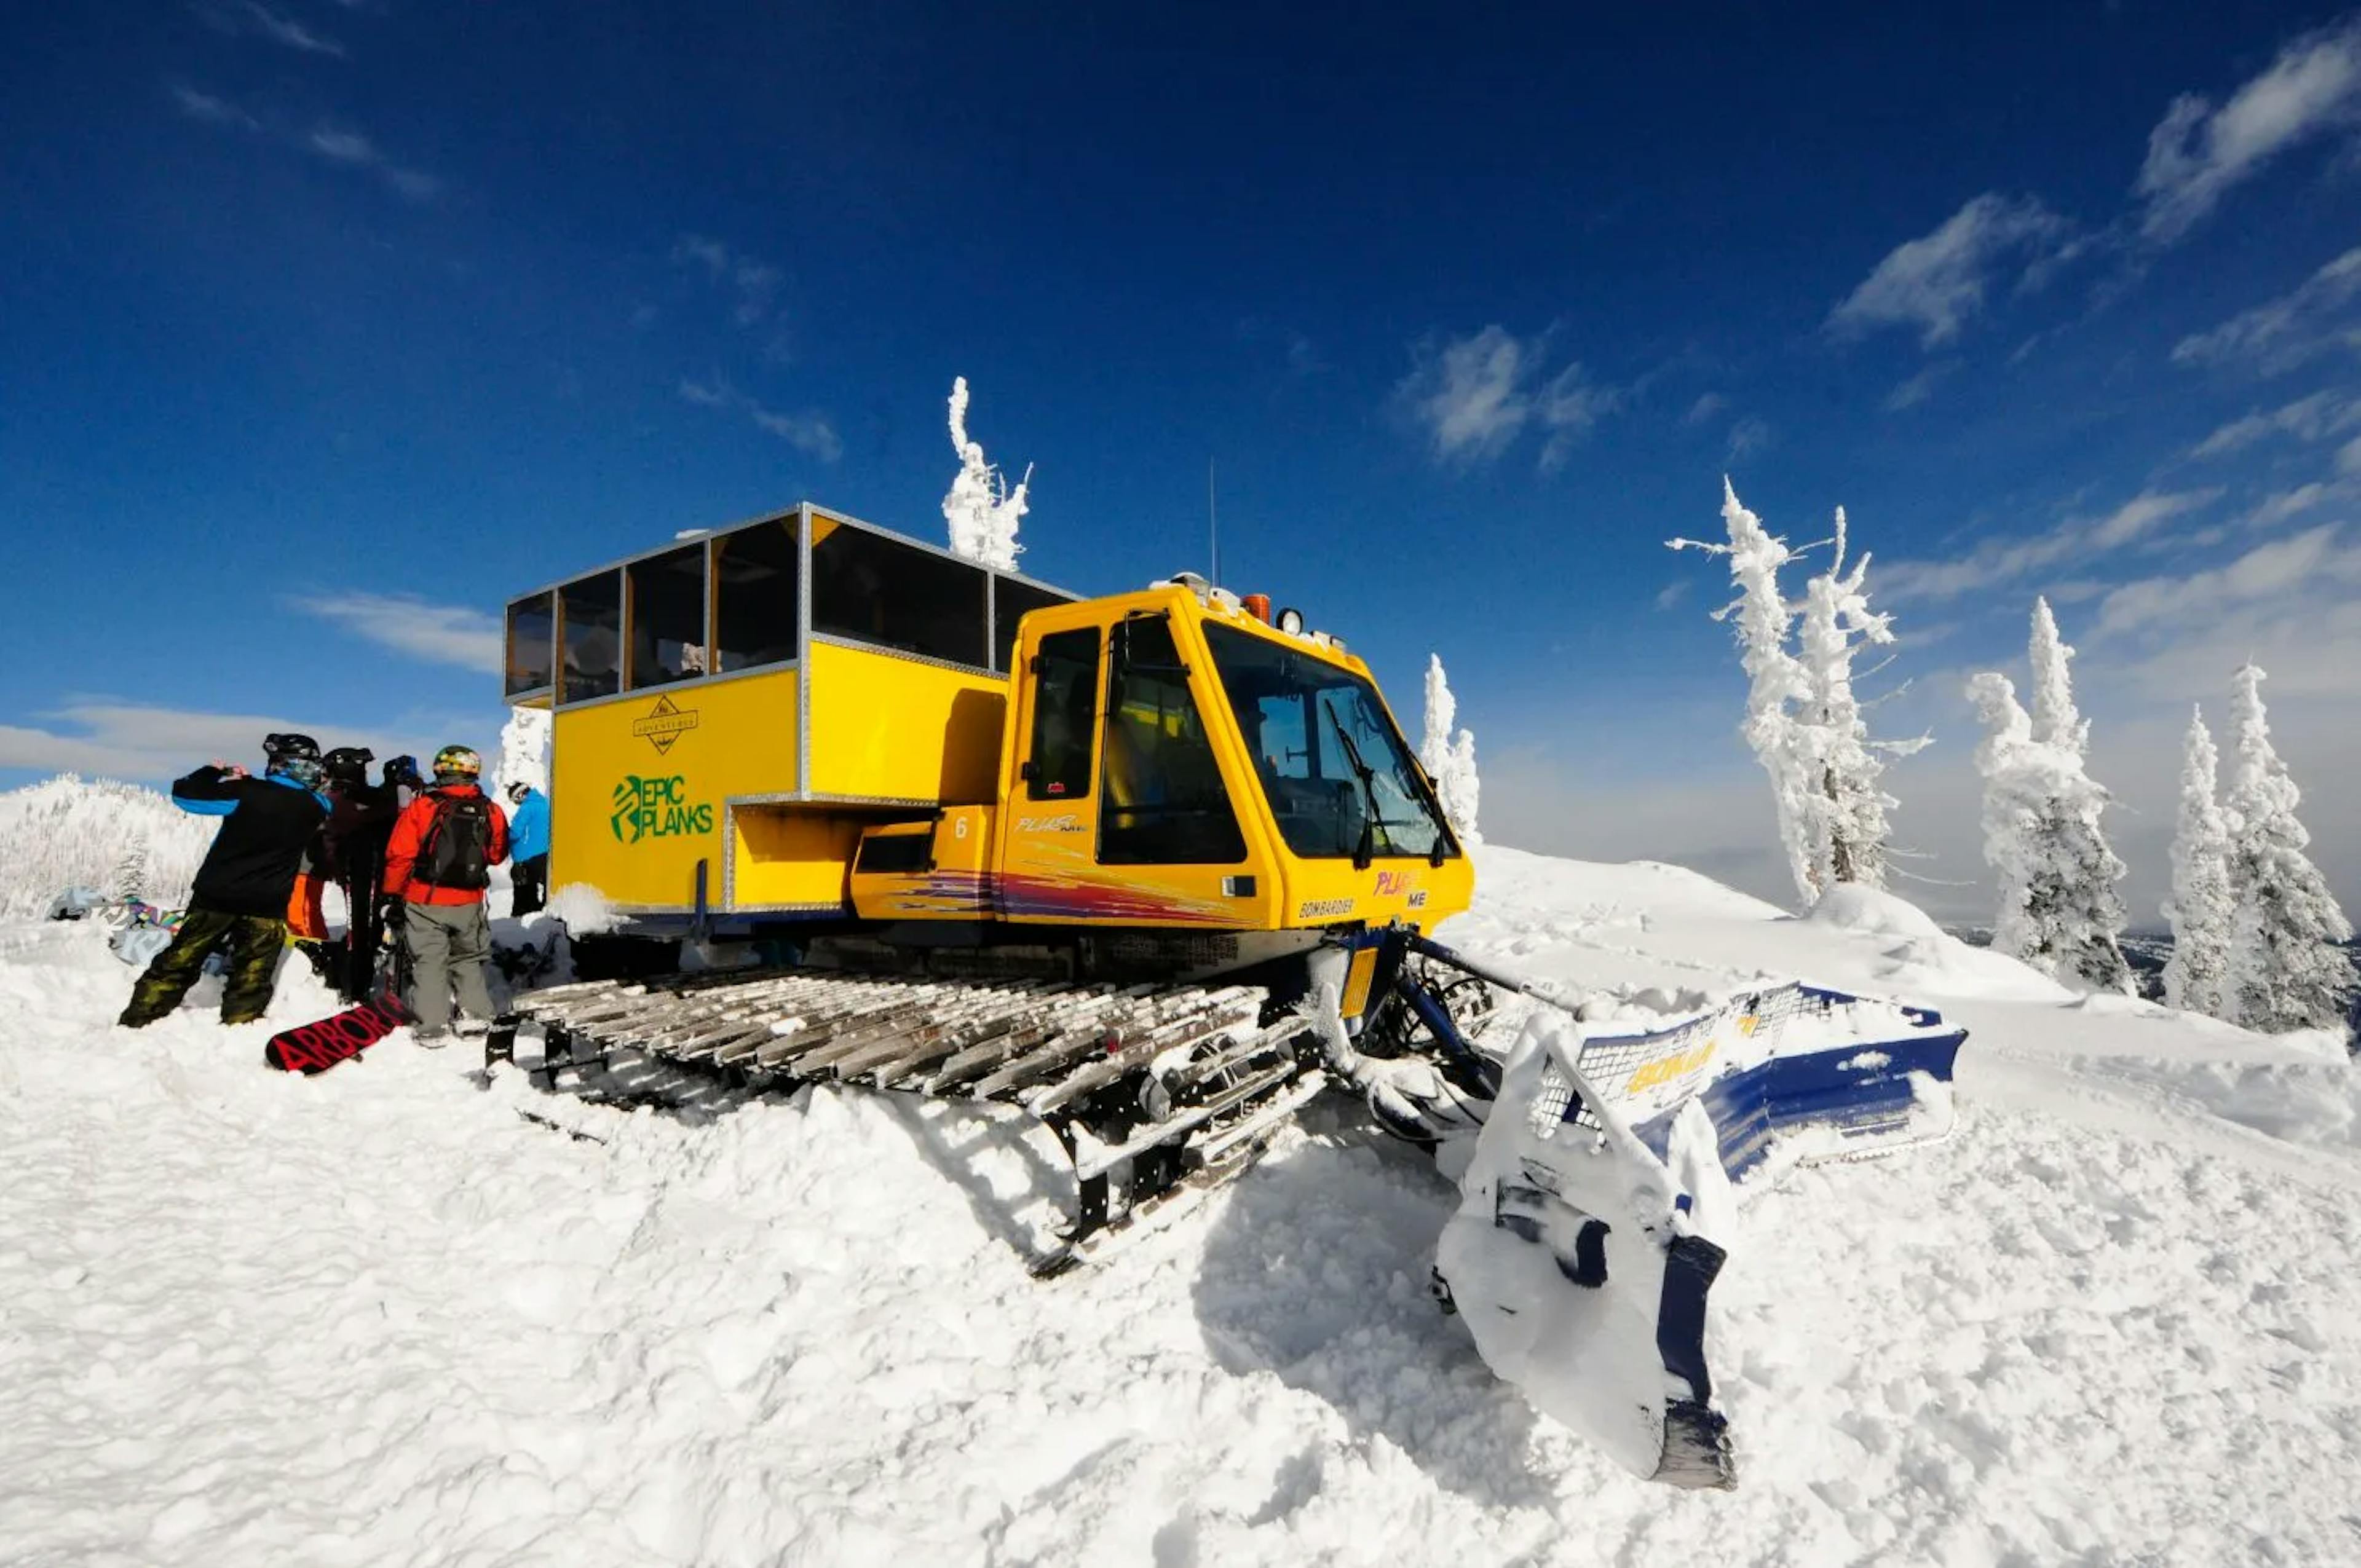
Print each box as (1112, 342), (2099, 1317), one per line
(382, 744), (510, 1044)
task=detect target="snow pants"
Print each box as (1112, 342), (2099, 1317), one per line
(401, 900), (496, 1032)
(511, 854), (548, 918)
(119, 907), (287, 1027)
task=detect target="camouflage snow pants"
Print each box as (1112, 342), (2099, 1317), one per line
(119, 907), (289, 1027)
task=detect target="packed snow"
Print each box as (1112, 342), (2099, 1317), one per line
(6, 835), (2361, 1564)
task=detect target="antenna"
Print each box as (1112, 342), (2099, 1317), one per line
(1208, 455), (1219, 588)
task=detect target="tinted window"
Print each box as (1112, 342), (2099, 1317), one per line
(628, 544), (707, 689)
(811, 521), (988, 667)
(506, 591), (555, 695)
(1027, 628), (1098, 800)
(994, 577), (1074, 672)
(1202, 622), (1453, 861)
(711, 518), (799, 672)
(1099, 617), (1246, 865)
(559, 572), (622, 704)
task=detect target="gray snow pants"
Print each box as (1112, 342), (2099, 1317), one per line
(400, 900), (496, 1032)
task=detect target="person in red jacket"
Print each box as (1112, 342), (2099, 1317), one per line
(382, 744), (510, 1045)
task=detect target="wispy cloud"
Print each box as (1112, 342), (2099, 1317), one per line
(1394, 325), (1621, 468)
(194, 0), (348, 58)
(1878, 487), (2221, 602)
(2095, 523), (2361, 636)
(2172, 245), (2361, 374)
(2186, 389), (2361, 459)
(1724, 415), (1771, 465)
(2137, 17), (2361, 243)
(169, 84), (259, 130)
(2239, 482), (2339, 530)
(1827, 193), (2074, 349)
(0, 702), (441, 782)
(287, 593), (503, 672)
(674, 377), (842, 462)
(672, 234), (783, 328)
(1683, 392), (1727, 426)
(1884, 360), (1958, 412)
(303, 125), (440, 200)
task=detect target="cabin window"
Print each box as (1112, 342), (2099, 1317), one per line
(627, 544), (708, 689)
(1026, 628), (1099, 801)
(505, 591), (555, 695)
(810, 521), (989, 668)
(994, 577), (1073, 672)
(710, 518), (800, 672)
(1097, 617), (1246, 865)
(558, 572), (623, 704)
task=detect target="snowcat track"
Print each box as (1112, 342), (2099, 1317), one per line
(512, 967), (1323, 1259)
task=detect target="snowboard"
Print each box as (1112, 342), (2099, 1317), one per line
(265, 994), (411, 1074)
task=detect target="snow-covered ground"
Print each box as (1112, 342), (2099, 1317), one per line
(5, 843), (2359, 1566)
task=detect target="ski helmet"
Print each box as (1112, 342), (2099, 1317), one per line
(382, 754), (422, 789)
(323, 746), (374, 786)
(506, 780), (532, 804)
(263, 732), (321, 762)
(271, 754), (328, 791)
(432, 744), (483, 783)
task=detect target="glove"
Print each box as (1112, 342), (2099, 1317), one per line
(379, 896), (407, 930)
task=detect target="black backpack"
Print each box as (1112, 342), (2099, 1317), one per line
(416, 794), (493, 891)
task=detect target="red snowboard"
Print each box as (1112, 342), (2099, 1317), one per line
(266, 995), (411, 1074)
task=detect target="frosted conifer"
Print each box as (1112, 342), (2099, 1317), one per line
(2223, 663), (2355, 1031)
(943, 377), (1030, 573)
(1794, 506), (1921, 891)
(2162, 707), (2236, 1018)
(1967, 603), (2132, 992)
(1420, 654), (1482, 845)
(111, 829), (152, 905)
(492, 706), (552, 801)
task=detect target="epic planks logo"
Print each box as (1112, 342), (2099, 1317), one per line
(631, 695), (700, 756)
(610, 775), (714, 845)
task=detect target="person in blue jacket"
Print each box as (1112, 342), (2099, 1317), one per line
(119, 733), (334, 1028)
(505, 781), (551, 916)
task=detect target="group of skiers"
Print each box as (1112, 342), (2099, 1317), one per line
(117, 733), (553, 1044)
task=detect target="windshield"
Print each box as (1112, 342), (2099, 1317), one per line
(1201, 622), (1457, 862)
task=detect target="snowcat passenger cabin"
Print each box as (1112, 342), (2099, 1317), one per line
(502, 502), (1472, 981)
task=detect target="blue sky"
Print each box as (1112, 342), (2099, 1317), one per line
(5, 2), (2359, 921)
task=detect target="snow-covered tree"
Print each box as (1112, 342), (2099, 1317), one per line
(1793, 506), (1923, 891)
(2162, 707), (2236, 1018)
(2223, 662), (2355, 1031)
(942, 376), (1030, 573)
(1671, 482), (1923, 905)
(111, 828), (152, 905)
(1966, 604), (2132, 993)
(1670, 481), (1814, 900)
(1420, 654), (1482, 845)
(491, 706), (552, 802)
(0, 776), (216, 919)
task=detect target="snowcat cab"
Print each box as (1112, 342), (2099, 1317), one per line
(502, 501), (1967, 1493)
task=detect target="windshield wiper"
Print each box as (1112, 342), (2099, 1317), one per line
(1324, 698), (1384, 870)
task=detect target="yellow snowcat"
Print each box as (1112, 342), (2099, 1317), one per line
(500, 501), (1968, 1489)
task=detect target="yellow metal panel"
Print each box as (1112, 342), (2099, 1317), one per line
(805, 640), (1006, 803)
(848, 808), (997, 920)
(1340, 947), (1379, 1020)
(550, 671), (796, 909)
(735, 807), (864, 910)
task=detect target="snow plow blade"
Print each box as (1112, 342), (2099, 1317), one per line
(1415, 940), (1965, 1487)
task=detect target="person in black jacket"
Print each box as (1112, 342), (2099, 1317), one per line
(318, 748), (410, 1004)
(118, 736), (334, 1028)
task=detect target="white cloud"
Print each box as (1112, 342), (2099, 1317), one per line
(287, 593), (504, 672)
(196, 0), (348, 58)
(0, 703), (444, 784)
(1884, 361), (1957, 412)
(671, 234), (783, 328)
(169, 84), (259, 130)
(1683, 392), (1727, 426)
(302, 125), (440, 200)
(1394, 325), (1619, 468)
(1827, 194), (2073, 349)
(1878, 487), (2220, 601)
(2238, 482), (2338, 530)
(1724, 415), (1771, 465)
(2187, 390), (2361, 458)
(674, 377), (842, 462)
(2172, 245), (2361, 373)
(2137, 18), (2361, 243)
(2094, 523), (2360, 636)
